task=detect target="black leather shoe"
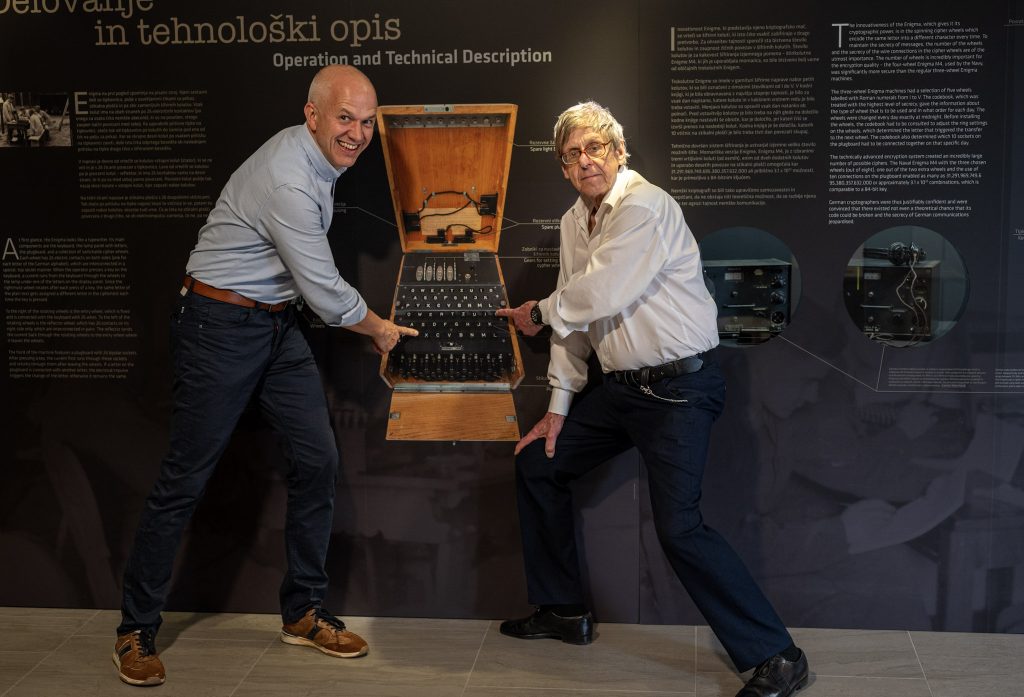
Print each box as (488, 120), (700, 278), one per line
(736, 649), (809, 697)
(499, 608), (594, 645)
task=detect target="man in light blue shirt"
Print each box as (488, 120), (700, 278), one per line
(113, 65), (415, 687)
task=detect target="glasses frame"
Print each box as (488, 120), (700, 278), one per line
(560, 140), (612, 166)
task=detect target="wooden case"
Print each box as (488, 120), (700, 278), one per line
(377, 104), (523, 441)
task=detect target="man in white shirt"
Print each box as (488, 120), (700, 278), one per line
(27, 109), (49, 143)
(497, 102), (807, 697)
(2, 95), (19, 142)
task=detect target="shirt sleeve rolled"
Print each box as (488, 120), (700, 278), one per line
(261, 185), (367, 326)
(544, 203), (668, 339)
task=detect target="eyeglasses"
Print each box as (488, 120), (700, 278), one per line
(560, 141), (611, 165)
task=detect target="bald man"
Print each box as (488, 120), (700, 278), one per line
(114, 66), (415, 686)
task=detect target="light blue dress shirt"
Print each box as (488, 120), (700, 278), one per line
(186, 124), (368, 327)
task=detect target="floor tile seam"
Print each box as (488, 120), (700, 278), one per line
(65, 631), (277, 645)
(460, 679), (697, 694)
(0, 656), (46, 697)
(694, 668), (928, 679)
(458, 619), (493, 697)
(165, 636), (279, 644)
(41, 611), (96, 650)
(459, 687), (694, 695)
(691, 625), (697, 697)
(68, 608), (104, 639)
(0, 607), (77, 611)
(811, 674), (931, 681)
(906, 631), (936, 697)
(62, 610), (104, 634)
(225, 639), (276, 697)
(343, 616), (493, 625)
(0, 612), (92, 697)
(0, 653), (51, 697)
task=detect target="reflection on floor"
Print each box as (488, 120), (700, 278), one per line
(0, 607), (1020, 697)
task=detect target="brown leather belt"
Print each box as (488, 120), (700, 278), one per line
(182, 276), (290, 312)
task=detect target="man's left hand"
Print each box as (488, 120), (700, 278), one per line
(496, 300), (543, 337)
(514, 411), (565, 458)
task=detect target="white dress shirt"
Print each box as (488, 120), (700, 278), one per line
(537, 168), (719, 415)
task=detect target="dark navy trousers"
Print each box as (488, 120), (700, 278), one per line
(118, 291), (338, 634)
(514, 355), (792, 671)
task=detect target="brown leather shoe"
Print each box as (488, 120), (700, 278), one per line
(281, 608), (368, 658)
(112, 629), (166, 686)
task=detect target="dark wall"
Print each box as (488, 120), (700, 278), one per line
(1, 0), (1023, 634)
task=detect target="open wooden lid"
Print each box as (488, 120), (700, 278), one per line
(376, 104), (517, 254)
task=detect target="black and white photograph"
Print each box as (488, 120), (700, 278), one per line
(0, 92), (71, 148)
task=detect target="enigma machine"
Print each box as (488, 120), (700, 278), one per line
(844, 244), (938, 343)
(376, 104), (523, 441)
(703, 258), (791, 344)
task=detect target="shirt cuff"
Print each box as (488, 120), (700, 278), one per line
(547, 386), (575, 416)
(538, 293), (589, 339)
(537, 296), (566, 339)
(536, 297), (550, 323)
(331, 296), (368, 327)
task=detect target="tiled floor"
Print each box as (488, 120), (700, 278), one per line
(1, 607), (1021, 696)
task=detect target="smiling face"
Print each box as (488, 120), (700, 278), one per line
(560, 127), (624, 209)
(304, 66), (377, 169)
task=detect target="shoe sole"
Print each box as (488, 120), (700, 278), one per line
(280, 631), (368, 658)
(498, 627), (593, 646)
(111, 652), (165, 686)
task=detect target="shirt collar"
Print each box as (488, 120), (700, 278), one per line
(571, 166), (631, 223)
(300, 124), (347, 182)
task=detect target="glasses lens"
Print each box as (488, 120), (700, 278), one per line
(585, 142), (608, 158)
(562, 149), (581, 165)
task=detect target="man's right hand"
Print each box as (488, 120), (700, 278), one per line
(514, 411), (566, 458)
(371, 319), (418, 355)
(348, 310), (418, 354)
(496, 300), (543, 337)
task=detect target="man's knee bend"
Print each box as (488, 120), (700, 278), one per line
(515, 440), (556, 480)
(303, 424), (339, 468)
(654, 508), (704, 543)
(149, 476), (204, 512)
(308, 448), (339, 484)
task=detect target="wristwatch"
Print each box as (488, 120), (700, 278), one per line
(529, 304), (545, 326)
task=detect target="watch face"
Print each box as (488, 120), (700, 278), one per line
(530, 306), (543, 325)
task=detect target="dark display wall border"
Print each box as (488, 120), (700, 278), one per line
(1, 0), (1022, 634)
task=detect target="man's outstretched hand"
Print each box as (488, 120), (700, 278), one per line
(514, 411), (566, 458)
(496, 300), (543, 337)
(372, 319), (418, 355)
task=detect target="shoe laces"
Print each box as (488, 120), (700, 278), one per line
(313, 608), (347, 633)
(134, 628), (157, 657)
(752, 655), (782, 679)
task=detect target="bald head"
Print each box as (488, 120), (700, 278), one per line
(303, 65), (378, 170)
(307, 65), (375, 109)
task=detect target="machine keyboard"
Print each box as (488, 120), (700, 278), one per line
(387, 254), (515, 383)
